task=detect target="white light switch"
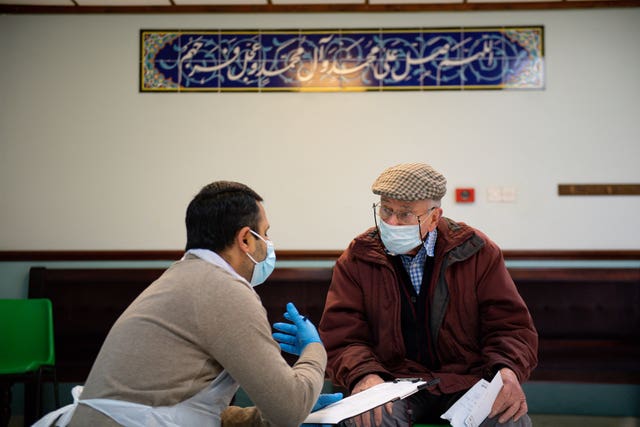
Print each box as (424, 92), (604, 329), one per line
(502, 187), (517, 202)
(487, 187), (502, 202)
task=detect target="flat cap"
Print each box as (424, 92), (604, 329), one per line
(372, 163), (447, 201)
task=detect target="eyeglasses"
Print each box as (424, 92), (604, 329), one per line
(373, 202), (436, 225)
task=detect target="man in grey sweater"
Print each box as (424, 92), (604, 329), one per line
(37, 181), (335, 426)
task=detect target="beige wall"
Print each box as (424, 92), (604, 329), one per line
(1, 9), (639, 251)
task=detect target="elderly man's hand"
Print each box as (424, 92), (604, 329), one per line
(489, 367), (528, 423)
(350, 374), (392, 427)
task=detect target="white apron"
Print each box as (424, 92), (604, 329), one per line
(33, 249), (249, 427)
(33, 370), (238, 427)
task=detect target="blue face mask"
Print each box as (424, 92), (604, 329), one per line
(246, 230), (276, 287)
(377, 220), (424, 255)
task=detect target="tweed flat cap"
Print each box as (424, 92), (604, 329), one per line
(372, 163), (447, 201)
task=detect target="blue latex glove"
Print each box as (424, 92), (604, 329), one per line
(311, 392), (343, 412)
(301, 392), (343, 427)
(272, 302), (322, 355)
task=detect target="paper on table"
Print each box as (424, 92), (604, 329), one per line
(304, 380), (427, 424)
(440, 372), (503, 427)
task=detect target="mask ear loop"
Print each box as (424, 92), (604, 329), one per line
(416, 206), (437, 246)
(417, 215), (426, 245)
(418, 207), (439, 254)
(247, 230), (267, 264)
(246, 251), (259, 265)
(372, 203), (381, 241)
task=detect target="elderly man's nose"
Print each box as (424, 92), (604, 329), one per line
(385, 214), (401, 225)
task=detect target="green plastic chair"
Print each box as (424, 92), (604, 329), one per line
(0, 298), (60, 424)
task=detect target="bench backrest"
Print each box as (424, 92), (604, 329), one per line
(29, 265), (640, 383)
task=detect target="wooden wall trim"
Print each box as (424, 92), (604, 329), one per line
(501, 250), (640, 260)
(508, 267), (640, 282)
(559, 183), (640, 196)
(1, 249), (639, 261)
(1, 1), (639, 14)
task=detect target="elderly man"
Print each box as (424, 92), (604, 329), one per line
(319, 163), (538, 427)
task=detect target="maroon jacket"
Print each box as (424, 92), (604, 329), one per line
(319, 217), (538, 394)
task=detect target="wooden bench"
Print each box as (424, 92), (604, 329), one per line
(510, 267), (640, 384)
(28, 265), (640, 385)
(27, 266), (332, 381)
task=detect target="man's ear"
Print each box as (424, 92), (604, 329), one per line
(237, 226), (253, 251)
(428, 208), (442, 232)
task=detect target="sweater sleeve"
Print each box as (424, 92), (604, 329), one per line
(198, 271), (327, 427)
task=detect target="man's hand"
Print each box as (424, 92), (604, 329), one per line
(272, 302), (322, 355)
(489, 367), (528, 423)
(350, 374), (392, 427)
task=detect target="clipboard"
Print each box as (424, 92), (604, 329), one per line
(303, 378), (439, 424)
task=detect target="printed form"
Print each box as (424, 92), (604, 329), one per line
(441, 372), (504, 427)
(303, 380), (427, 424)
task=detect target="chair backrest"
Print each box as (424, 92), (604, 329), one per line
(0, 298), (55, 374)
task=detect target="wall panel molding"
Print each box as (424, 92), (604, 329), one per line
(1, 249), (639, 261)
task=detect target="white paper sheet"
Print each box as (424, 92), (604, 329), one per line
(440, 372), (503, 427)
(303, 380), (427, 424)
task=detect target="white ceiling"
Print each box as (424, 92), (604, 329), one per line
(0, 0), (620, 5)
(0, 0), (631, 9)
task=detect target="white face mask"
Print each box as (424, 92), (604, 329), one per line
(246, 230), (276, 287)
(377, 219), (424, 255)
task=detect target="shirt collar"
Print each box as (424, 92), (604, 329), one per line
(425, 228), (437, 257)
(183, 248), (249, 285)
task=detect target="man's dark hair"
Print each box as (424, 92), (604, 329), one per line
(185, 181), (263, 252)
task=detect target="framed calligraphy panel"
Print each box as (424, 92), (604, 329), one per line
(140, 26), (544, 92)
